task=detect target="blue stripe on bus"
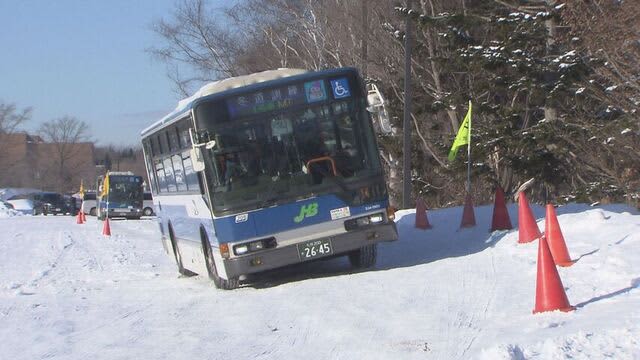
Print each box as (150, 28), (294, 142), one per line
(213, 194), (388, 243)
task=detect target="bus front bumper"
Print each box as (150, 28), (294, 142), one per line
(223, 222), (398, 279)
(107, 208), (143, 218)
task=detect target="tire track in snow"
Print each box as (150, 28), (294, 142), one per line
(459, 246), (497, 359)
(13, 230), (75, 294)
(438, 241), (497, 360)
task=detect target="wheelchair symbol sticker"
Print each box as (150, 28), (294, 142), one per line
(330, 78), (351, 99)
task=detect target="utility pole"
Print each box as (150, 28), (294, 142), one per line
(544, 0), (558, 123)
(361, 0), (368, 79)
(402, 0), (413, 208)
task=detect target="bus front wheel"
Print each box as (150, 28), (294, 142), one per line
(201, 228), (239, 290)
(348, 244), (377, 269)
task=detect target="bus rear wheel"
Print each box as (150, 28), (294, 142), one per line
(89, 207), (97, 216)
(201, 228), (239, 290)
(348, 244), (377, 269)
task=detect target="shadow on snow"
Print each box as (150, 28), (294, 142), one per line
(246, 207), (512, 289)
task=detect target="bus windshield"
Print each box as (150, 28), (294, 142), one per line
(196, 98), (382, 214)
(108, 176), (143, 204)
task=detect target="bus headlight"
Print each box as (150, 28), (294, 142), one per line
(369, 214), (384, 224)
(344, 212), (386, 231)
(235, 245), (249, 255)
(233, 237), (276, 256)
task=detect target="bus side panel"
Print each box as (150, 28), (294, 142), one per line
(154, 193), (216, 277)
(213, 195), (389, 244)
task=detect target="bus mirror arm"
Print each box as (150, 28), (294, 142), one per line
(188, 128), (215, 172)
(366, 83), (393, 135)
(188, 128), (216, 149)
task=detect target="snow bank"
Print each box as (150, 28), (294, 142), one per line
(0, 201), (21, 218)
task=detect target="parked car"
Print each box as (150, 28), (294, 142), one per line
(10, 192), (76, 216)
(34, 192), (76, 215)
(80, 191), (97, 216)
(7, 194), (46, 215)
(6, 198), (41, 215)
(143, 192), (155, 216)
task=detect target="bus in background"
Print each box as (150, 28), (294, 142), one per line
(140, 67), (397, 289)
(96, 171), (144, 220)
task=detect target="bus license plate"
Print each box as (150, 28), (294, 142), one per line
(297, 239), (333, 260)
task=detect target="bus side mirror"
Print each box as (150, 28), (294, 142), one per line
(188, 127), (208, 172)
(366, 83), (393, 135)
(190, 147), (205, 172)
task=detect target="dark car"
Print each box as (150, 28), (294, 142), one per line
(14, 192), (76, 216)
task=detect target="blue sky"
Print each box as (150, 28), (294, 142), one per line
(0, 1), (226, 146)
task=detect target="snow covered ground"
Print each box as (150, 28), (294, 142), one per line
(0, 203), (638, 359)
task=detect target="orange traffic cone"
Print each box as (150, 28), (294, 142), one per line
(76, 210), (84, 224)
(491, 186), (513, 231)
(533, 236), (574, 313)
(102, 217), (111, 236)
(460, 193), (476, 228)
(80, 211), (86, 223)
(415, 198), (432, 229)
(545, 204), (574, 267)
(518, 192), (541, 244)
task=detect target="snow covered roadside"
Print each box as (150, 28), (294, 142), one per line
(0, 204), (638, 359)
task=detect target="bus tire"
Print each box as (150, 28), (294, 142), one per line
(89, 208), (97, 216)
(201, 227), (239, 290)
(143, 207), (154, 216)
(169, 223), (196, 277)
(348, 244), (377, 269)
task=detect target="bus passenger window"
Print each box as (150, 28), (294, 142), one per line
(182, 151), (199, 191)
(172, 154), (187, 192)
(163, 158), (176, 192)
(155, 160), (167, 192)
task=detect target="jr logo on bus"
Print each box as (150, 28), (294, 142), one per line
(294, 202), (319, 223)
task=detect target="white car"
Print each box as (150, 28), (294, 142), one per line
(6, 198), (37, 215)
(80, 192), (98, 216)
(143, 192), (155, 216)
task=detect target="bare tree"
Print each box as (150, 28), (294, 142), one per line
(0, 101), (32, 186)
(148, 0), (243, 96)
(38, 116), (91, 192)
(0, 101), (31, 136)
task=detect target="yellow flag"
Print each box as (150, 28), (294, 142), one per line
(101, 174), (110, 198)
(448, 101), (472, 162)
(79, 179), (85, 197)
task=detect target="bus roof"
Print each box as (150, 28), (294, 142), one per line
(140, 67), (359, 139)
(141, 68), (308, 138)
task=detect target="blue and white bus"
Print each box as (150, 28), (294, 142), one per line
(96, 171), (144, 220)
(140, 68), (398, 289)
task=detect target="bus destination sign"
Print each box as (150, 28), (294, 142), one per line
(227, 79), (332, 118)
